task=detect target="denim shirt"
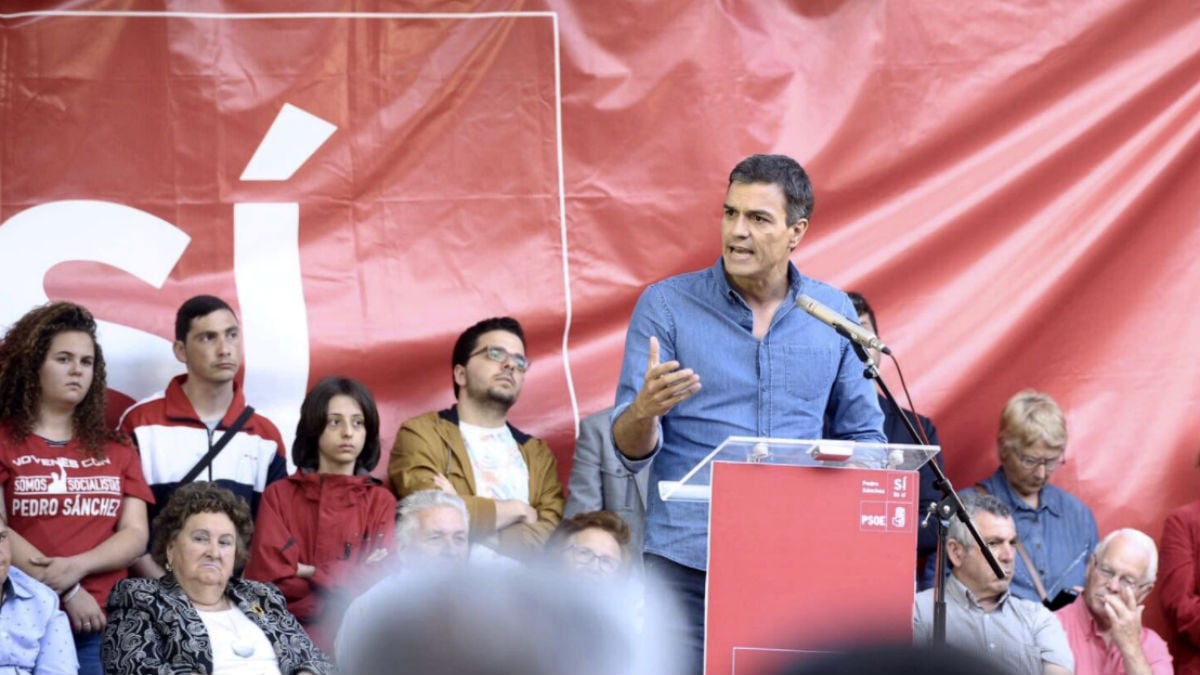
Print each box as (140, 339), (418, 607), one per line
(613, 259), (885, 570)
(977, 468), (1099, 602)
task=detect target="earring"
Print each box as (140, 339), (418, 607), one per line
(165, 561), (173, 572)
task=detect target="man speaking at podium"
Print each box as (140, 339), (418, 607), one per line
(612, 154), (886, 672)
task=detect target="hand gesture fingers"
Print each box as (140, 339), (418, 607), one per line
(1102, 587), (1144, 646)
(635, 336), (701, 418)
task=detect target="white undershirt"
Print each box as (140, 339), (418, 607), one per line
(197, 606), (282, 675)
(458, 421), (529, 504)
(459, 421), (531, 562)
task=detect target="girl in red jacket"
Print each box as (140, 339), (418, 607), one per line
(245, 376), (396, 651)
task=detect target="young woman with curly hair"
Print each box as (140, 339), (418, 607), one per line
(0, 301), (154, 675)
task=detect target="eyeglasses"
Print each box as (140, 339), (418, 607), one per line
(469, 345), (529, 372)
(565, 544), (621, 574)
(1093, 561), (1148, 592)
(1014, 453), (1062, 472)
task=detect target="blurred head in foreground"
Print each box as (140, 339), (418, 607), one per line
(336, 564), (681, 675)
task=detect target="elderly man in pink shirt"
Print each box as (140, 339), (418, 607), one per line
(1056, 528), (1173, 675)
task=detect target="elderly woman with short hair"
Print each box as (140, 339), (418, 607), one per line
(102, 482), (335, 675)
(963, 390), (1099, 604)
(546, 510), (633, 579)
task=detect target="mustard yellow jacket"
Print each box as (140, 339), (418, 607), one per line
(388, 406), (564, 560)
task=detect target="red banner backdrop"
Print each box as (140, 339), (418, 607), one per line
(3, 0), (1200, 641)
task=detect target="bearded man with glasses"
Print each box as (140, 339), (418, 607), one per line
(387, 317), (564, 564)
(1055, 528), (1173, 675)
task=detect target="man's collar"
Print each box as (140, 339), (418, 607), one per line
(947, 572), (1011, 612)
(1067, 594), (1120, 641)
(439, 405), (532, 444)
(165, 373), (248, 427)
(712, 258), (804, 303)
(1, 568), (36, 604)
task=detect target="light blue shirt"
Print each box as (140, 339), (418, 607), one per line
(614, 259), (885, 570)
(0, 566), (78, 675)
(913, 574), (1074, 675)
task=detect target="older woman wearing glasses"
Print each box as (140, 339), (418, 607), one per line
(547, 510), (632, 579)
(924, 389), (1099, 605)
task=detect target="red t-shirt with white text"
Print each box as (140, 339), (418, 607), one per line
(0, 426), (154, 606)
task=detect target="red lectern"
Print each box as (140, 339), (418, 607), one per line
(660, 438), (939, 675)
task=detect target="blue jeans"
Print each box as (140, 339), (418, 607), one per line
(75, 629), (102, 675)
(645, 553), (706, 675)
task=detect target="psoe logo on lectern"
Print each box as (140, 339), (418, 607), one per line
(859, 502), (888, 532)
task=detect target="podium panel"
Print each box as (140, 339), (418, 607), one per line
(705, 461), (919, 675)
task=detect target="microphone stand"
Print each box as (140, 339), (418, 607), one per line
(846, 337), (1004, 646)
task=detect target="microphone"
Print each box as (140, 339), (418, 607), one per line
(796, 294), (891, 355)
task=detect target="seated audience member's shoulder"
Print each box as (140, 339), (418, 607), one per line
(12, 565), (59, 604)
(108, 576), (163, 604)
(233, 576), (279, 600)
(1044, 482), (1094, 511)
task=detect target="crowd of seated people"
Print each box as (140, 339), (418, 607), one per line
(1, 277), (1197, 675)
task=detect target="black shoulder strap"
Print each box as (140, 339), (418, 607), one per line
(180, 406), (255, 485)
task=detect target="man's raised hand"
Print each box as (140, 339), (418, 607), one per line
(631, 336), (701, 420)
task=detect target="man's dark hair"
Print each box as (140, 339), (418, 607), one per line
(292, 376), (382, 474)
(847, 291), (878, 336)
(728, 154), (814, 225)
(175, 295), (236, 342)
(450, 317), (526, 398)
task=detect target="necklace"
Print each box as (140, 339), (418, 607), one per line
(223, 609), (256, 658)
(202, 605), (256, 658)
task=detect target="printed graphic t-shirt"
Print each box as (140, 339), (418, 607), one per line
(458, 421), (529, 504)
(0, 427), (154, 605)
